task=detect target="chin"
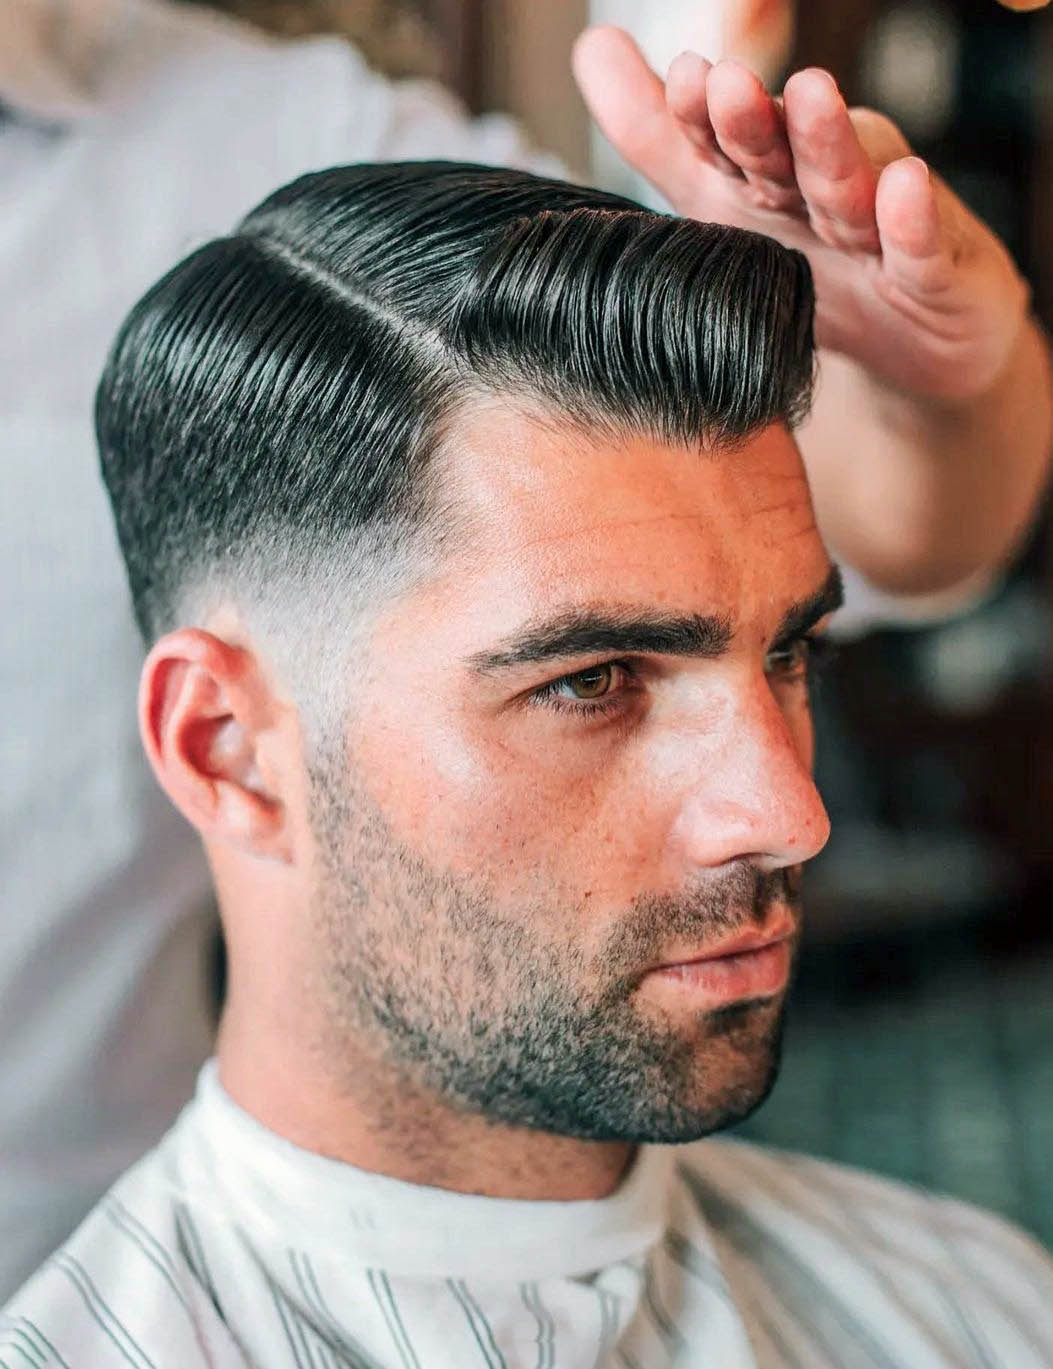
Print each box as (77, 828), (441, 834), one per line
(511, 998), (789, 1146)
(542, 1064), (781, 1146)
(669, 1062), (782, 1142)
(625, 995), (788, 1143)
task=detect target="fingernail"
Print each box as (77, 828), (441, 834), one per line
(813, 69), (840, 95)
(794, 67), (840, 97)
(667, 49), (713, 82)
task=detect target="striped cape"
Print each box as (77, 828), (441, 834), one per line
(3, 1064), (1051, 1368)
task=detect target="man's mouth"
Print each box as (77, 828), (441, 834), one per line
(640, 914), (796, 1007)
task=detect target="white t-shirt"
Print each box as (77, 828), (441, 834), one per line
(0, 0), (556, 1300)
(3, 1061), (1051, 1368)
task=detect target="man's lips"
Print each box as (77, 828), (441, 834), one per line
(651, 914), (796, 972)
(640, 914), (796, 1007)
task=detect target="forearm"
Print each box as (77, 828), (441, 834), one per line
(801, 315), (1053, 596)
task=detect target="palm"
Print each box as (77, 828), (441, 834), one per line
(574, 28), (1028, 402)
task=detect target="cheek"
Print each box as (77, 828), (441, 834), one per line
(350, 700), (667, 900)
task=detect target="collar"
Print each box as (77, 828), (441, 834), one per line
(164, 1061), (678, 1282)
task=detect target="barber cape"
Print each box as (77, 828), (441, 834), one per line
(3, 1064), (1051, 1369)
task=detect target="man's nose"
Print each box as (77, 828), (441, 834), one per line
(666, 680), (831, 874)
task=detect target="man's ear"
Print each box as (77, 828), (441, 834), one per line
(139, 629), (293, 862)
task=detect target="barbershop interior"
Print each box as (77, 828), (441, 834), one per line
(4, 0), (1053, 1314)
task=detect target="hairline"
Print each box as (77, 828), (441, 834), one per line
(164, 385), (810, 630)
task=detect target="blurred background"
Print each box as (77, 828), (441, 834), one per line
(404, 0), (1053, 1246)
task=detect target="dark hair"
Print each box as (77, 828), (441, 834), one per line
(97, 161), (815, 641)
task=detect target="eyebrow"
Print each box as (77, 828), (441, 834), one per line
(467, 564), (844, 674)
(772, 563), (844, 645)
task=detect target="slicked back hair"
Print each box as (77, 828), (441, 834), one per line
(97, 161), (816, 649)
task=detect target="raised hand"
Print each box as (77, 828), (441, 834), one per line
(573, 27), (1030, 404)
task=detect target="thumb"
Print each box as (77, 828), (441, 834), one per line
(875, 157), (955, 296)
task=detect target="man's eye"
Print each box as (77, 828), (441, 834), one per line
(559, 664), (616, 700)
(765, 634), (834, 679)
(765, 638), (812, 676)
(530, 662), (631, 714)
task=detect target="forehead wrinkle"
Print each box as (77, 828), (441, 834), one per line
(778, 513), (822, 547)
(435, 406), (814, 559)
(491, 507), (726, 558)
(747, 488), (815, 517)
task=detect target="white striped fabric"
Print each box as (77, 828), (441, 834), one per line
(3, 1062), (1051, 1368)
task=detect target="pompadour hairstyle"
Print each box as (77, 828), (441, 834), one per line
(96, 161), (815, 642)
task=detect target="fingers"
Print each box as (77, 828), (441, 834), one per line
(875, 157), (955, 297)
(571, 26), (702, 205)
(574, 27), (802, 212)
(574, 23), (933, 284)
(783, 69), (881, 252)
(664, 51), (743, 178)
(700, 60), (803, 210)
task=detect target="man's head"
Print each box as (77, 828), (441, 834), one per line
(99, 162), (837, 1151)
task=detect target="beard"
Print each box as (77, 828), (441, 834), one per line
(308, 759), (799, 1145)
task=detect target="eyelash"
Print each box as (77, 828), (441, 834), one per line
(529, 633), (835, 718)
(530, 662), (636, 717)
(766, 632), (836, 681)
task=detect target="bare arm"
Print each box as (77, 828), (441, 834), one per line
(574, 29), (1053, 596)
(803, 324), (1051, 595)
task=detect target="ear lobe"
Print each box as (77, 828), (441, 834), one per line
(139, 630), (292, 862)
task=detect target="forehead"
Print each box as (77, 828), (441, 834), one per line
(420, 401), (828, 627)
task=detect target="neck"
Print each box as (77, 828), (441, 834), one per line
(216, 991), (636, 1202)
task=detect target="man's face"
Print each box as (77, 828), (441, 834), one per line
(306, 402), (836, 1143)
